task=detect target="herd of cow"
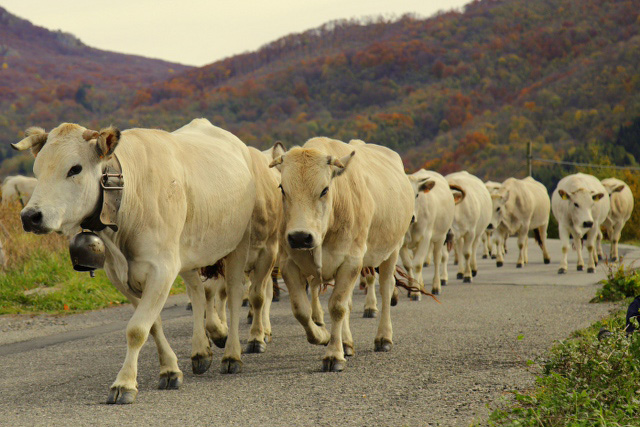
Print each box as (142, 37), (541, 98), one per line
(7, 118), (635, 404)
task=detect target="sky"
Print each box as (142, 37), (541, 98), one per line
(1, 0), (471, 67)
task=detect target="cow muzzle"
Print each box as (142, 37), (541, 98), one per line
(583, 221), (594, 229)
(287, 231), (316, 250)
(487, 223), (494, 230)
(21, 207), (49, 234)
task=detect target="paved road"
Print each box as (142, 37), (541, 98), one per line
(1, 238), (638, 426)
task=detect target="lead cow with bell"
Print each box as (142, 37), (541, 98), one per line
(270, 137), (414, 371)
(13, 118), (257, 404)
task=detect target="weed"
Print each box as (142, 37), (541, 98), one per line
(593, 262), (640, 303)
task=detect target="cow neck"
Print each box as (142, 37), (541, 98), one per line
(80, 154), (124, 233)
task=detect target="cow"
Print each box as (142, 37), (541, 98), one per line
(269, 137), (414, 372)
(482, 180), (502, 259)
(551, 173), (610, 274)
(1, 175), (38, 206)
(489, 177), (551, 268)
(445, 171), (492, 283)
(399, 169), (455, 298)
(13, 119), (256, 404)
(203, 143), (285, 358)
(599, 177), (634, 262)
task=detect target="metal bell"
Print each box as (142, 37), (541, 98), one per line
(69, 230), (106, 272)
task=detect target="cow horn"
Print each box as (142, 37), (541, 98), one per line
(82, 129), (99, 141)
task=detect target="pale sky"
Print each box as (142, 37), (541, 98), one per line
(1, 0), (471, 67)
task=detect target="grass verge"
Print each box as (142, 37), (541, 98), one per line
(0, 203), (184, 315)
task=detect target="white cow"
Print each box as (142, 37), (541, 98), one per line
(489, 177), (551, 268)
(399, 169), (455, 298)
(1, 175), (38, 206)
(445, 171), (492, 283)
(551, 172), (609, 273)
(599, 177), (634, 262)
(482, 180), (502, 259)
(204, 143), (285, 360)
(270, 137), (414, 371)
(13, 119), (256, 404)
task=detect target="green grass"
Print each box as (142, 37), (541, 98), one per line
(488, 293), (640, 426)
(592, 263), (640, 303)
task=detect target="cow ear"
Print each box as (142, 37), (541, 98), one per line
(418, 179), (435, 193)
(95, 126), (121, 159)
(271, 141), (286, 161)
(491, 193), (502, 200)
(269, 154), (284, 171)
(558, 189), (569, 200)
(450, 184), (466, 205)
(592, 192), (605, 201)
(329, 151), (355, 177)
(613, 185), (625, 193)
(11, 127), (48, 157)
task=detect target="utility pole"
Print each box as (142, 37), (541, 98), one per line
(527, 141), (532, 177)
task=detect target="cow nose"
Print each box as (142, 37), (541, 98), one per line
(583, 221), (594, 228)
(288, 231), (315, 249)
(487, 223), (494, 230)
(21, 208), (43, 232)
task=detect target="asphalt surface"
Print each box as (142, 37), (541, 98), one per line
(1, 238), (638, 427)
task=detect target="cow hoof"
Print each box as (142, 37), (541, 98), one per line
(220, 358), (242, 374)
(241, 299), (249, 307)
(410, 294), (420, 301)
(456, 272), (463, 280)
(343, 343), (355, 357)
(496, 261), (503, 267)
(577, 265), (583, 271)
(186, 302), (192, 311)
(516, 263), (523, 268)
(587, 267), (595, 273)
(431, 289), (440, 296)
(158, 371), (183, 389)
(611, 257), (617, 262)
(440, 280), (447, 287)
(107, 386), (137, 405)
(463, 277), (471, 283)
(211, 336), (227, 349)
(374, 338), (393, 352)
(322, 357), (345, 372)
(454, 261), (459, 266)
(314, 321), (325, 327)
(544, 258), (550, 264)
(558, 268), (567, 274)
(491, 255), (497, 260)
(390, 293), (398, 306)
(482, 255), (488, 259)
(363, 308), (377, 318)
(597, 254), (603, 261)
(191, 354), (212, 375)
(472, 270), (477, 277)
(423, 262), (430, 267)
(245, 340), (266, 354)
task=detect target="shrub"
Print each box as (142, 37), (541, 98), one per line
(593, 262), (640, 302)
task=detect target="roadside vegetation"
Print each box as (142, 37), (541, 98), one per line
(488, 265), (640, 426)
(0, 203), (184, 315)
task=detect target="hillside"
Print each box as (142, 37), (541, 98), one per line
(0, 6), (191, 168)
(2, 0), (640, 184)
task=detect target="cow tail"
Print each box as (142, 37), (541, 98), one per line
(533, 228), (543, 248)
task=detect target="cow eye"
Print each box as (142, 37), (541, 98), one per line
(574, 203), (579, 208)
(67, 165), (82, 177)
(496, 207), (500, 212)
(278, 184), (285, 196)
(320, 187), (329, 197)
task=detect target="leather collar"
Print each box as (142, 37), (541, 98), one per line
(80, 154), (124, 232)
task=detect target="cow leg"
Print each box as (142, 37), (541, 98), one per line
(399, 244), (415, 287)
(220, 227), (251, 374)
(310, 279), (325, 327)
(245, 243), (277, 354)
(182, 270), (213, 375)
(481, 232), (489, 259)
(282, 258), (330, 346)
(342, 293), (354, 357)
(462, 232), (474, 282)
(585, 227), (598, 273)
(363, 273), (378, 317)
(431, 238), (444, 294)
(410, 231), (431, 300)
(538, 224), (551, 264)
(375, 248), (399, 353)
(440, 242), (449, 285)
(470, 232), (481, 278)
(456, 237), (465, 279)
(107, 260), (178, 404)
(516, 228), (527, 268)
(322, 260), (360, 372)
(204, 277), (228, 349)
(558, 225), (571, 274)
(573, 230), (585, 271)
(263, 277), (273, 343)
(611, 222), (623, 262)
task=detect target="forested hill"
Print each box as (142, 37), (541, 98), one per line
(0, 6), (191, 169)
(2, 0), (640, 183)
